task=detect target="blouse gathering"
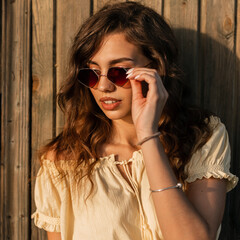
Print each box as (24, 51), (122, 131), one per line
(31, 116), (238, 240)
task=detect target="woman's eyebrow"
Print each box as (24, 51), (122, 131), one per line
(88, 58), (135, 66)
(87, 60), (98, 66)
(109, 58), (135, 65)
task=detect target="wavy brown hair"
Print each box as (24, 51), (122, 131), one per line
(39, 1), (213, 195)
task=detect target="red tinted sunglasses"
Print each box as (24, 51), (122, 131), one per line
(77, 67), (130, 89)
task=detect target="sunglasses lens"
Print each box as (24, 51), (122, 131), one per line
(108, 68), (128, 87)
(78, 68), (129, 88)
(78, 69), (98, 88)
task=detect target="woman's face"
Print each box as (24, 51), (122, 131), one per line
(88, 33), (149, 122)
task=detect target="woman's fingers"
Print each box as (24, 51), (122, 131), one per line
(129, 79), (144, 100)
(127, 68), (156, 81)
(127, 68), (161, 90)
(128, 68), (169, 134)
(132, 73), (159, 100)
(127, 68), (168, 102)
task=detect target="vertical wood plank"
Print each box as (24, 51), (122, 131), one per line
(56, 0), (91, 135)
(163, 0), (200, 105)
(93, 0), (126, 13)
(142, 0), (163, 15)
(200, 0), (235, 126)
(31, 0), (54, 239)
(164, 0), (198, 29)
(200, 0), (235, 175)
(235, 0), (240, 157)
(228, 0), (240, 239)
(237, 0), (240, 61)
(200, 3), (236, 221)
(1, 3), (6, 238)
(93, 0), (162, 12)
(1, 0), (31, 239)
(200, 1), (237, 239)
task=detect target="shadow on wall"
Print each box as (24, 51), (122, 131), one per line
(173, 28), (240, 240)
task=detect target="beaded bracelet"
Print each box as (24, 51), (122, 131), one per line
(150, 183), (182, 193)
(137, 132), (161, 146)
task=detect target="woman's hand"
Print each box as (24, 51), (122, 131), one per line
(127, 67), (168, 139)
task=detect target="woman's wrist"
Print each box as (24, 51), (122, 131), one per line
(137, 132), (161, 146)
(136, 128), (159, 141)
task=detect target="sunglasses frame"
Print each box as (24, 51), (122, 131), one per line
(77, 67), (131, 89)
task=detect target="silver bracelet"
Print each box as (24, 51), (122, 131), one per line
(137, 132), (161, 146)
(150, 183), (182, 193)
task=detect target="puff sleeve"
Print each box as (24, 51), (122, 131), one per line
(184, 116), (238, 192)
(31, 159), (63, 232)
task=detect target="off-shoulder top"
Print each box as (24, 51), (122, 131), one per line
(31, 116), (238, 240)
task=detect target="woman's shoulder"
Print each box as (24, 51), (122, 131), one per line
(42, 149), (56, 162)
(200, 115), (229, 154)
(40, 150), (59, 170)
(206, 115), (222, 127)
(206, 115), (228, 138)
(185, 115), (238, 191)
(40, 149), (76, 174)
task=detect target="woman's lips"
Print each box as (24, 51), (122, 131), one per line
(100, 97), (122, 110)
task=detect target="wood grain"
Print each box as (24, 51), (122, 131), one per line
(163, 0), (200, 106)
(226, 0), (240, 239)
(144, 0), (162, 14)
(0, 0), (31, 239)
(56, 0), (91, 135)
(199, 1), (237, 239)
(31, 0), (54, 239)
(93, 0), (126, 13)
(200, 0), (235, 125)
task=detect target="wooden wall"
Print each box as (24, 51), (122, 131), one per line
(1, 0), (239, 239)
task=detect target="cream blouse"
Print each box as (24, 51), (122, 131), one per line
(31, 116), (238, 240)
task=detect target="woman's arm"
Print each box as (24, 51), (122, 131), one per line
(128, 68), (227, 240)
(186, 177), (227, 237)
(47, 232), (62, 240)
(141, 137), (226, 240)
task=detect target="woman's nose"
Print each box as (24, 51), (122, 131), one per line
(97, 75), (116, 92)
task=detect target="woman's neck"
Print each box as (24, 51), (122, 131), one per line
(110, 118), (138, 147)
(97, 117), (141, 159)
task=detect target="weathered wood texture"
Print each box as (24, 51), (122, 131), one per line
(1, 0), (31, 239)
(164, 0), (200, 105)
(1, 0), (239, 239)
(31, 0), (54, 239)
(198, 1), (238, 239)
(31, 0), (91, 239)
(93, 0), (126, 12)
(56, 1), (91, 135)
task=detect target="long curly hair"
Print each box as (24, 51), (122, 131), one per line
(39, 1), (213, 195)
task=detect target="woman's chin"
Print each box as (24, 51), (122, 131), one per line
(103, 111), (132, 122)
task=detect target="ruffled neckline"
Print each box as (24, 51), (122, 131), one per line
(41, 149), (143, 171)
(99, 149), (142, 162)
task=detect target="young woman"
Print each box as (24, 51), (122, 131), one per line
(31, 2), (238, 240)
